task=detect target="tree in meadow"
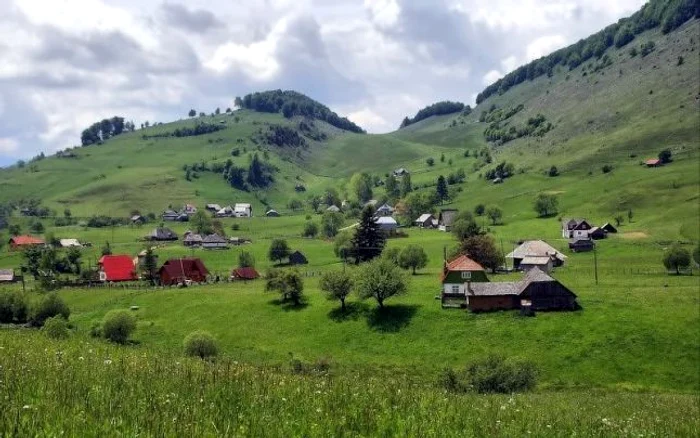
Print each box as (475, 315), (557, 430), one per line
(350, 206), (385, 264)
(398, 244), (428, 275)
(268, 239), (291, 265)
(355, 258), (408, 308)
(663, 244), (691, 275)
(320, 270), (354, 311)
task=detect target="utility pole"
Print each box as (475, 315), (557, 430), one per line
(593, 245), (599, 285)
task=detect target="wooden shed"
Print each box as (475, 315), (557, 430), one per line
(158, 258), (209, 285)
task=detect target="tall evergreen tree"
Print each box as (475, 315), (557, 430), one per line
(400, 173), (413, 197)
(350, 206), (385, 264)
(436, 176), (449, 203)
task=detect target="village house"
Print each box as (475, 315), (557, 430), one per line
(588, 226), (607, 240)
(148, 227), (178, 241)
(645, 158), (661, 167)
(601, 222), (618, 233)
(231, 266), (260, 281)
(59, 238), (82, 248)
(183, 232), (203, 247)
(183, 204), (198, 216)
(265, 209), (280, 217)
(438, 209), (458, 232)
(131, 215), (145, 225)
(9, 235), (45, 251)
(392, 168), (409, 177)
(506, 240), (567, 270)
(562, 218), (593, 239)
(569, 238), (595, 252)
(466, 269), (578, 312)
(440, 255), (489, 308)
(0, 269), (16, 283)
(374, 203), (394, 217)
(216, 206), (235, 217)
(518, 256), (554, 273)
(234, 203), (252, 217)
(202, 234), (229, 250)
(158, 258), (209, 286)
(414, 213), (437, 228)
(162, 209), (188, 222)
(205, 204), (222, 213)
(375, 216), (398, 235)
(289, 250), (308, 265)
(98, 255), (138, 282)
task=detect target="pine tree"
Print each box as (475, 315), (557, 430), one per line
(436, 176), (449, 203)
(351, 206), (385, 264)
(400, 173), (413, 197)
(142, 248), (158, 285)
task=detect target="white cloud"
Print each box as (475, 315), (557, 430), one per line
(347, 107), (390, 133)
(482, 69), (502, 85)
(526, 35), (567, 61)
(0, 138), (19, 154)
(364, 0), (401, 29)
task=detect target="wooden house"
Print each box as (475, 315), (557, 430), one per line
(588, 227), (606, 240)
(183, 204), (198, 216)
(414, 213), (436, 228)
(289, 251), (308, 265)
(162, 210), (180, 221)
(438, 209), (458, 232)
(562, 218), (593, 239)
(202, 234), (229, 250)
(374, 203), (394, 217)
(601, 223), (618, 233)
(148, 228), (178, 241)
(9, 235), (45, 251)
(183, 233), (203, 247)
(375, 216), (398, 235)
(506, 240), (566, 269)
(158, 258), (209, 285)
(568, 238), (595, 252)
(519, 256), (553, 273)
(98, 255), (137, 282)
(440, 255), (488, 308)
(234, 203), (252, 217)
(231, 267), (260, 281)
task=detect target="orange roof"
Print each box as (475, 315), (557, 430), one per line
(10, 235), (45, 246)
(645, 159), (660, 165)
(445, 254), (484, 272)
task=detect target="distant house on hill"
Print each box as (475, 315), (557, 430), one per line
(202, 234), (229, 250)
(98, 255), (137, 282)
(205, 204), (222, 213)
(265, 209), (280, 217)
(569, 238), (595, 253)
(438, 209), (458, 232)
(131, 215), (145, 225)
(289, 250), (308, 265)
(183, 232), (203, 247)
(466, 269), (578, 312)
(234, 203), (252, 217)
(375, 216), (398, 235)
(148, 228), (178, 241)
(645, 158), (661, 167)
(183, 204), (198, 216)
(0, 269), (16, 283)
(601, 222), (617, 233)
(231, 267), (260, 281)
(162, 210), (188, 222)
(441, 255), (488, 308)
(393, 168), (409, 177)
(133, 249), (158, 269)
(506, 240), (566, 270)
(9, 235), (45, 251)
(588, 227), (606, 240)
(561, 218), (593, 239)
(59, 238), (82, 248)
(215, 206), (235, 217)
(375, 203), (394, 217)
(158, 258), (209, 285)
(414, 213), (436, 228)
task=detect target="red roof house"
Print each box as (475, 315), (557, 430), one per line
(231, 267), (260, 281)
(645, 158), (661, 167)
(98, 255), (137, 282)
(9, 235), (45, 250)
(158, 258), (209, 285)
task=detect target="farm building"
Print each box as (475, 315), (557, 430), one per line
(519, 256), (553, 273)
(183, 232), (203, 247)
(375, 216), (398, 235)
(216, 206), (235, 217)
(414, 213), (436, 228)
(438, 209), (458, 232)
(202, 234), (229, 250)
(466, 268), (578, 312)
(205, 204), (222, 213)
(158, 258), (209, 285)
(234, 203), (252, 217)
(645, 158), (661, 167)
(231, 267), (260, 281)
(183, 204), (198, 216)
(98, 255), (137, 282)
(506, 240), (567, 270)
(393, 168), (409, 177)
(162, 210), (188, 222)
(130, 215), (145, 225)
(0, 269), (15, 283)
(9, 235), (45, 251)
(440, 255), (489, 308)
(588, 227), (607, 240)
(562, 218), (593, 239)
(374, 203), (394, 217)
(601, 222), (618, 233)
(59, 239), (82, 248)
(229, 237), (252, 245)
(265, 209), (280, 217)
(289, 251), (308, 265)
(569, 238), (595, 252)
(148, 228), (178, 241)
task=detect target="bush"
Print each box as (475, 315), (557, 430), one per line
(102, 310), (136, 344)
(183, 331), (218, 359)
(0, 291), (29, 324)
(30, 293), (70, 327)
(466, 355), (537, 394)
(42, 316), (70, 339)
(602, 164), (613, 174)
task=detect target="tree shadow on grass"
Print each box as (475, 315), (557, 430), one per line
(366, 304), (420, 333)
(267, 298), (309, 311)
(327, 301), (371, 322)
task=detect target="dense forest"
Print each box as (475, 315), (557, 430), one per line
(235, 90), (365, 134)
(399, 101), (468, 128)
(476, 0), (698, 104)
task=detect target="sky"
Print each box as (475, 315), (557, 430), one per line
(0, 0), (646, 165)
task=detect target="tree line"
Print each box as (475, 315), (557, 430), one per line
(235, 90), (365, 134)
(141, 122), (225, 139)
(400, 101), (468, 128)
(81, 117), (135, 146)
(184, 153), (277, 191)
(476, 0), (698, 104)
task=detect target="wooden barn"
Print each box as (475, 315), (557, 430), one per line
(158, 258), (209, 285)
(601, 223), (618, 233)
(231, 267), (260, 281)
(9, 235), (45, 251)
(569, 238), (595, 252)
(588, 227), (607, 240)
(506, 240), (567, 270)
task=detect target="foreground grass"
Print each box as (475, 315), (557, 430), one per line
(0, 331), (696, 437)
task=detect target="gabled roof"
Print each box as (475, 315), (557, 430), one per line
(160, 258), (209, 279)
(376, 203), (394, 211)
(645, 158), (660, 165)
(375, 216), (397, 225)
(99, 255), (137, 282)
(150, 228), (177, 240)
(0, 269), (14, 282)
(562, 218), (591, 230)
(231, 266), (260, 280)
(183, 233), (203, 242)
(202, 234), (228, 244)
(10, 235), (45, 246)
(59, 238), (82, 248)
(601, 222), (617, 233)
(445, 254), (485, 272)
(506, 240), (567, 261)
(438, 209), (458, 226)
(415, 213), (434, 222)
(520, 256), (552, 265)
(265, 209), (279, 216)
(468, 282), (522, 296)
(326, 205), (341, 212)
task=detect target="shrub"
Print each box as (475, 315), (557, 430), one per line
(602, 164), (613, 174)
(548, 166), (559, 177)
(438, 367), (466, 393)
(466, 355), (537, 394)
(102, 310), (136, 344)
(183, 331), (218, 359)
(29, 293), (70, 327)
(663, 244), (691, 275)
(42, 316), (70, 339)
(0, 291), (29, 324)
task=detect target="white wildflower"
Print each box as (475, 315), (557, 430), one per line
(104, 359), (112, 365)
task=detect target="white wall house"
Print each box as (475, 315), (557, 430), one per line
(234, 203), (252, 217)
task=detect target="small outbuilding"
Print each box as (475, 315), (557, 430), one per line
(206, 204), (222, 213)
(59, 238), (82, 248)
(202, 234), (229, 250)
(0, 269), (15, 283)
(414, 213), (436, 228)
(148, 227), (178, 241)
(265, 209), (280, 217)
(375, 216), (398, 235)
(159, 258), (209, 285)
(601, 222), (618, 234)
(568, 238), (595, 252)
(588, 227), (607, 240)
(438, 209), (458, 232)
(9, 235), (45, 251)
(289, 251), (308, 265)
(506, 240), (567, 270)
(183, 233), (203, 247)
(231, 267), (260, 281)
(519, 256), (554, 273)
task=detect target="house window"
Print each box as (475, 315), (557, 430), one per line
(461, 271), (471, 280)
(451, 285), (460, 294)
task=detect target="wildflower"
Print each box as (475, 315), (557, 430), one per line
(78, 357), (84, 361)
(22, 405), (30, 410)
(104, 359), (112, 365)
(316, 408), (322, 413)
(282, 398), (287, 402)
